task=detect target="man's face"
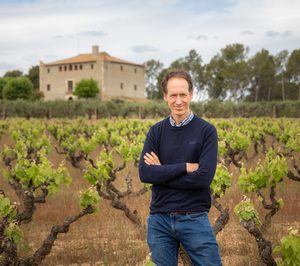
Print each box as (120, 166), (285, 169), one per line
(163, 77), (193, 120)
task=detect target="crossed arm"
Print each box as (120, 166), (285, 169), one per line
(144, 152), (199, 173)
(138, 126), (218, 190)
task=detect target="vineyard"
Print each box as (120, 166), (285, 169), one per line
(0, 117), (300, 266)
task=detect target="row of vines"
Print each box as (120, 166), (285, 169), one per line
(0, 117), (300, 265)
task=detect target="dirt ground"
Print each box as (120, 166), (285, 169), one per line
(1, 129), (300, 266)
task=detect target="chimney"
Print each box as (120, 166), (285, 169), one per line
(92, 45), (99, 55)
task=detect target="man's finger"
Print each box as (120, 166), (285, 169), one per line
(145, 152), (154, 159)
(144, 155), (155, 165)
(144, 154), (154, 162)
(150, 152), (160, 164)
(151, 152), (159, 160)
(144, 152), (161, 165)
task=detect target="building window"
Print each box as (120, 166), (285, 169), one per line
(75, 65), (78, 70)
(59, 66), (62, 72)
(134, 68), (137, 73)
(91, 64), (94, 69)
(120, 83), (124, 89)
(47, 84), (51, 91)
(64, 66), (67, 71)
(134, 85), (137, 91)
(69, 64), (72, 71)
(67, 80), (73, 93)
(47, 68), (50, 73)
(120, 65), (123, 71)
(79, 65), (83, 70)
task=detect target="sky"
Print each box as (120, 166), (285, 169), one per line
(0, 0), (299, 76)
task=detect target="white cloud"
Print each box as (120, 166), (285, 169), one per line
(131, 45), (159, 53)
(265, 30), (293, 37)
(0, 0), (299, 75)
(187, 35), (209, 40)
(241, 30), (254, 35)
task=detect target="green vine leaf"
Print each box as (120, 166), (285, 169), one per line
(234, 197), (261, 226)
(4, 222), (23, 244)
(79, 187), (101, 210)
(211, 163), (232, 198)
(274, 228), (300, 266)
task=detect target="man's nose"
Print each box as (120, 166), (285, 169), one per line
(175, 96), (182, 104)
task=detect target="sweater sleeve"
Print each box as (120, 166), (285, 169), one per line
(164, 125), (218, 190)
(138, 126), (187, 185)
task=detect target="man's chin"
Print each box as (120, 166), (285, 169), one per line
(174, 110), (186, 116)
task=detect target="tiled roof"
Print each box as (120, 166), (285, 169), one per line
(44, 52), (143, 67)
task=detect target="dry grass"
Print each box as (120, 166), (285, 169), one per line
(1, 133), (300, 266)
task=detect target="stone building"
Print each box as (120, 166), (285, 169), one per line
(39, 46), (145, 101)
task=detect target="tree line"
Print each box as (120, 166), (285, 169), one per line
(1, 43), (299, 102)
(1, 99), (300, 119)
(145, 43), (300, 102)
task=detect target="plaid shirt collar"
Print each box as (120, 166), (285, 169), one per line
(169, 111), (194, 127)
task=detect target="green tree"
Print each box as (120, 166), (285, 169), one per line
(220, 43), (249, 101)
(203, 55), (226, 100)
(74, 79), (100, 99)
(0, 78), (4, 99)
(275, 50), (289, 101)
(204, 44), (249, 101)
(155, 68), (169, 100)
(248, 49), (276, 101)
(3, 70), (23, 78)
(286, 49), (300, 100)
(144, 59), (164, 100)
(26, 65), (39, 90)
(3, 77), (33, 100)
(0, 78), (12, 99)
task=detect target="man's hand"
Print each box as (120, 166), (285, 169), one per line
(144, 152), (161, 165)
(186, 163), (199, 173)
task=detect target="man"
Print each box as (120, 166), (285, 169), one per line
(139, 70), (222, 266)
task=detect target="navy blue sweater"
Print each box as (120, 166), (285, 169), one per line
(138, 115), (218, 214)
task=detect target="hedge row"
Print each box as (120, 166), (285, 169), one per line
(0, 99), (300, 119)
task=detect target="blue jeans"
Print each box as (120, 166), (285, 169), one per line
(147, 212), (222, 266)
